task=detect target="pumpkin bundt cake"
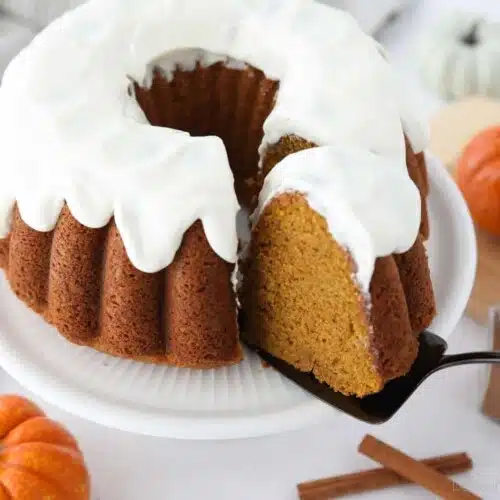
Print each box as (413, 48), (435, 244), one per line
(0, 0), (435, 394)
(240, 148), (434, 397)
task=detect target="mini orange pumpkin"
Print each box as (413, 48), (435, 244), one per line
(0, 394), (90, 499)
(456, 125), (500, 236)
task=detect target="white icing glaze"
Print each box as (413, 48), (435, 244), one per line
(0, 0), (428, 273)
(253, 147), (421, 293)
(151, 49), (248, 84)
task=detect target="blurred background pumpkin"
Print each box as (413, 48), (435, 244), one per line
(456, 126), (500, 237)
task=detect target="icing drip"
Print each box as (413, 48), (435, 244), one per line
(151, 49), (248, 83)
(253, 147), (421, 292)
(0, 0), (428, 273)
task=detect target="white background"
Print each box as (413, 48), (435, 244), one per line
(0, 1), (500, 499)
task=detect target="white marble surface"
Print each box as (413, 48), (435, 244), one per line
(0, 1), (499, 499)
(1, 318), (498, 500)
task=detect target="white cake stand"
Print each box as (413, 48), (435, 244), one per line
(0, 154), (477, 439)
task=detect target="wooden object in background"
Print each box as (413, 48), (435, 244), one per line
(430, 96), (500, 325)
(483, 307), (500, 419)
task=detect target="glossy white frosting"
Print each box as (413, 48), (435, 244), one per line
(254, 147), (421, 293)
(0, 0), (428, 273)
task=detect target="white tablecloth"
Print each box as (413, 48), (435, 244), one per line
(0, 1), (500, 499)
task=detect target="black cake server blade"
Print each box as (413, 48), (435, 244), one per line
(245, 331), (500, 424)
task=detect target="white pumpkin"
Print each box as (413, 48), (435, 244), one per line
(417, 12), (500, 101)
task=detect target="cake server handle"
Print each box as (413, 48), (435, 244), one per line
(433, 351), (500, 372)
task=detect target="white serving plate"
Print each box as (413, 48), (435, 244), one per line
(0, 154), (476, 440)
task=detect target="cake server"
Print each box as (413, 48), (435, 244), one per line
(246, 332), (500, 424)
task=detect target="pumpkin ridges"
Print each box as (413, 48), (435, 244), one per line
(0, 395), (90, 499)
(459, 161), (500, 194)
(0, 483), (11, 500)
(0, 396), (44, 439)
(459, 148), (500, 178)
(3, 416), (81, 452)
(0, 464), (77, 500)
(0, 443), (89, 497)
(456, 126), (500, 236)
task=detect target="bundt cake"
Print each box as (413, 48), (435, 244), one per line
(0, 0), (436, 394)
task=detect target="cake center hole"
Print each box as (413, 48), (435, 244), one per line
(133, 51), (279, 208)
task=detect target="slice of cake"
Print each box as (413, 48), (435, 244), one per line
(240, 146), (434, 397)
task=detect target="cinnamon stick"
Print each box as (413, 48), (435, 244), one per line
(298, 452), (472, 499)
(482, 306), (500, 419)
(358, 435), (479, 499)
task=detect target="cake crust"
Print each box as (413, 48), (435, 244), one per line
(1, 207), (242, 369)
